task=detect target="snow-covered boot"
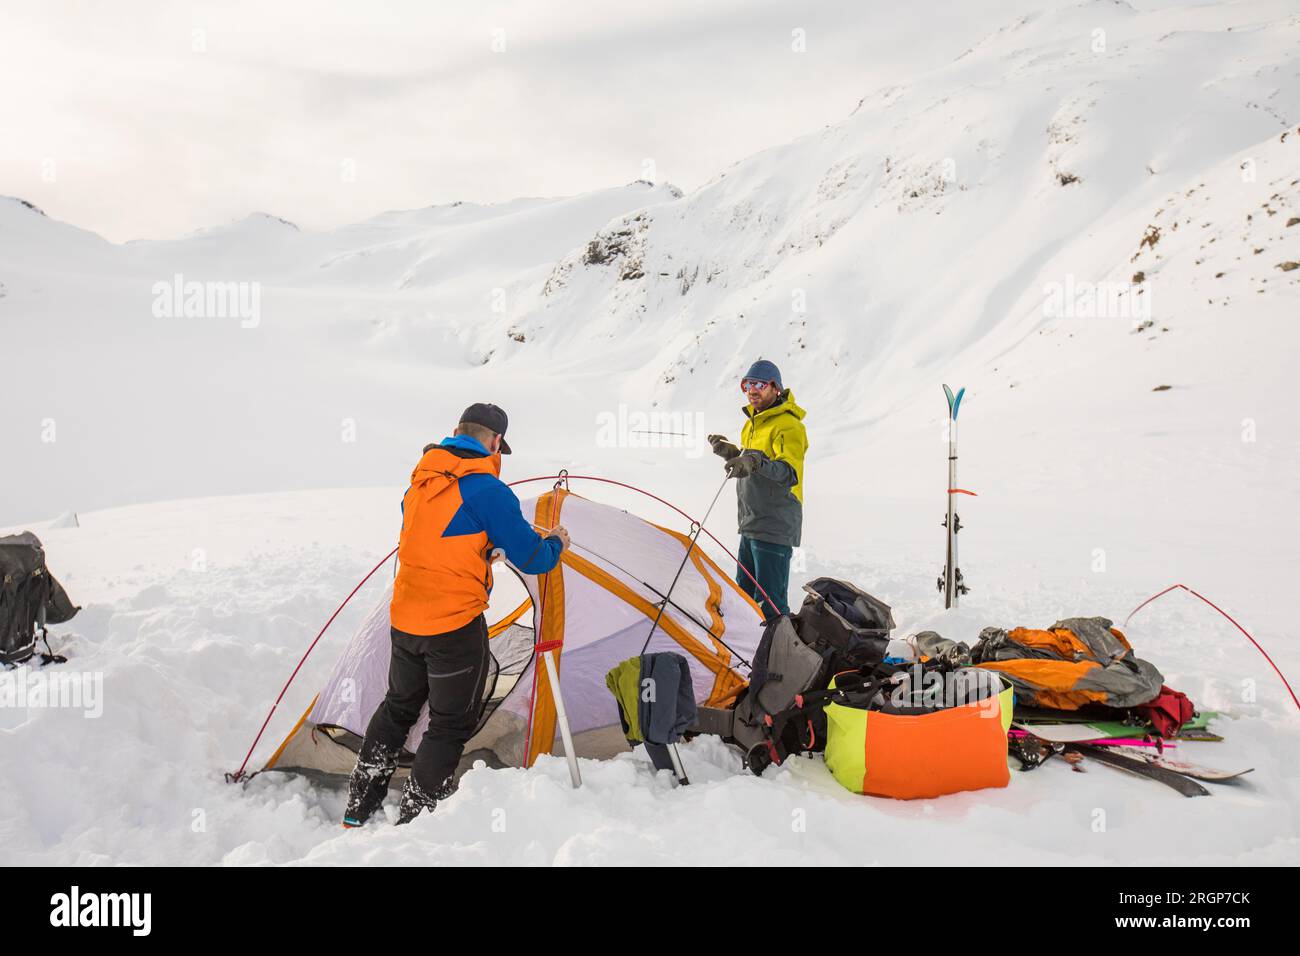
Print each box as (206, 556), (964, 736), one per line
(342, 738), (400, 827)
(394, 775), (452, 826)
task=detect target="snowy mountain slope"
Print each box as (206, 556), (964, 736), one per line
(0, 181), (680, 525)
(0, 185), (681, 286)
(818, 128), (1300, 600)
(508, 0), (1300, 412)
(4, 4), (1297, 529)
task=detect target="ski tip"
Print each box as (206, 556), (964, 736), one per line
(943, 384), (955, 413)
(953, 387), (965, 420)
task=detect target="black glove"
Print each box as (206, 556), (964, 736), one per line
(724, 452), (762, 479)
(707, 434), (741, 461)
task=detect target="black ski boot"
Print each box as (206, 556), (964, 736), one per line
(342, 738), (400, 828)
(394, 775), (453, 826)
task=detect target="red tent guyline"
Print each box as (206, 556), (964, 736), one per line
(1125, 583), (1299, 713)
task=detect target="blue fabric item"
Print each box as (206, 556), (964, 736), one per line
(438, 434), (490, 455)
(446, 476), (562, 574)
(736, 535), (792, 620)
(743, 359), (782, 390)
(637, 652), (698, 745)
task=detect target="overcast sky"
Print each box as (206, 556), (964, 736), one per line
(0, 0), (1025, 241)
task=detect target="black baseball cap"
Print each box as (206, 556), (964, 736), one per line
(459, 403), (512, 454)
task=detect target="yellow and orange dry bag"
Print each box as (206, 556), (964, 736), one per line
(823, 666), (1014, 800)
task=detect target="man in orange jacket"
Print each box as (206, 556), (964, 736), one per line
(344, 403), (569, 827)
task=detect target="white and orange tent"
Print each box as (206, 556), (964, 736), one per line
(260, 487), (765, 784)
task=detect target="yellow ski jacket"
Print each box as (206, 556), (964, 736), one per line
(737, 389), (808, 546)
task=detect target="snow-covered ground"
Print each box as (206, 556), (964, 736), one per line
(3, 483), (1296, 866)
(2, 0), (1298, 864)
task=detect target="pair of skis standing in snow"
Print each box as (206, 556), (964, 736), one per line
(939, 384), (971, 609)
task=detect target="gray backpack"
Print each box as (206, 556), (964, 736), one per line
(0, 532), (79, 665)
(689, 580), (897, 771)
(730, 615), (828, 761)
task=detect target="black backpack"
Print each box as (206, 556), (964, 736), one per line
(731, 615), (829, 770)
(795, 577), (896, 674)
(0, 532), (79, 665)
(732, 580), (898, 774)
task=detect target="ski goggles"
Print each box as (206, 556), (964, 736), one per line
(740, 378), (775, 392)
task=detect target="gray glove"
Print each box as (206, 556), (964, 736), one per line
(724, 452), (762, 479)
(707, 434), (741, 460)
(913, 631), (972, 667)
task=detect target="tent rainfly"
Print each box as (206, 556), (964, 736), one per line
(263, 488), (765, 783)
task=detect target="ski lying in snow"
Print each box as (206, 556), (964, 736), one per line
(1013, 706), (1218, 727)
(1012, 710), (1222, 742)
(1108, 748), (1253, 783)
(1166, 727), (1225, 743)
(1012, 721), (1121, 744)
(1011, 726), (1172, 749)
(1065, 744), (1210, 797)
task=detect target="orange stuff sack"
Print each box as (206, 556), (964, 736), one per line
(823, 668), (1014, 800)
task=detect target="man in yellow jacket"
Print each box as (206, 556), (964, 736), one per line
(708, 359), (808, 619)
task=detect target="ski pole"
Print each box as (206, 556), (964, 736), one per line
(639, 473), (731, 656)
(528, 522), (753, 670)
(629, 473), (727, 790)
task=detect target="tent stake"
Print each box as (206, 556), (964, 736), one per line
(668, 743), (691, 786)
(540, 645), (582, 788)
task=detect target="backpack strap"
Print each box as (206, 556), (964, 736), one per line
(36, 605), (66, 665)
(827, 658), (949, 710)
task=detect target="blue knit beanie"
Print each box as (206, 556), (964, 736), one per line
(743, 359), (782, 390)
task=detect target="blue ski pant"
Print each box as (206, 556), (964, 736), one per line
(736, 536), (792, 620)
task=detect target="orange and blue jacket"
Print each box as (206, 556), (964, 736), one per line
(391, 435), (563, 636)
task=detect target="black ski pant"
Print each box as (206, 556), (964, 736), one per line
(362, 614), (490, 795)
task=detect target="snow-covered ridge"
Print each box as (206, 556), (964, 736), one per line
(512, 0), (1299, 415)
